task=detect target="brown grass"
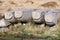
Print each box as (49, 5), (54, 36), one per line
(41, 2), (58, 8)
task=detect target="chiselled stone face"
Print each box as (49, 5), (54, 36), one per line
(4, 11), (16, 23)
(0, 19), (10, 27)
(14, 10), (22, 18)
(14, 8), (32, 22)
(45, 10), (57, 26)
(4, 11), (13, 19)
(22, 8), (32, 21)
(32, 9), (45, 23)
(45, 12), (55, 22)
(32, 11), (41, 20)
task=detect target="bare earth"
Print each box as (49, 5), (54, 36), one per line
(0, 0), (60, 13)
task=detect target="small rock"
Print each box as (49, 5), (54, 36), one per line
(14, 8), (32, 22)
(14, 9), (23, 21)
(0, 19), (11, 27)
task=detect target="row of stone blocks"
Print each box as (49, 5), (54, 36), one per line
(0, 8), (60, 27)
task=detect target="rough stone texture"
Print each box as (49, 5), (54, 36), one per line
(45, 9), (58, 26)
(0, 19), (10, 27)
(14, 8), (32, 22)
(32, 9), (45, 23)
(14, 9), (23, 19)
(4, 11), (16, 23)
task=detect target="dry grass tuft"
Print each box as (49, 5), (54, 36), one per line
(41, 2), (58, 8)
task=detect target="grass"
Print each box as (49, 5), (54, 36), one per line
(0, 20), (60, 40)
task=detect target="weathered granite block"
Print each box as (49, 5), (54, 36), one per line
(14, 8), (33, 23)
(0, 19), (10, 27)
(45, 9), (58, 26)
(32, 9), (48, 24)
(4, 11), (16, 23)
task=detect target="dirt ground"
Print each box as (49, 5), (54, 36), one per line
(0, 0), (60, 13)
